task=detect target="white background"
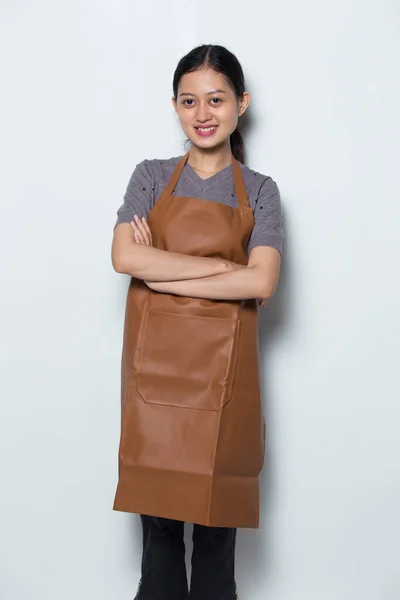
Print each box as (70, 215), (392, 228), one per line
(1, 1), (399, 599)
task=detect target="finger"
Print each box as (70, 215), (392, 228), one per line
(130, 221), (146, 244)
(129, 221), (144, 243)
(132, 216), (147, 243)
(141, 217), (153, 245)
(134, 215), (151, 245)
(129, 220), (138, 232)
(141, 217), (152, 237)
(129, 220), (140, 233)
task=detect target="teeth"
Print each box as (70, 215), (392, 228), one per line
(197, 127), (216, 132)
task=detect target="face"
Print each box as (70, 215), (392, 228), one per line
(172, 67), (250, 150)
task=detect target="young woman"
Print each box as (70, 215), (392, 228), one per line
(111, 44), (283, 600)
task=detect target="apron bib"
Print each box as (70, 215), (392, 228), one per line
(113, 152), (266, 528)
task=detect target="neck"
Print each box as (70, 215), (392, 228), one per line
(187, 144), (233, 173)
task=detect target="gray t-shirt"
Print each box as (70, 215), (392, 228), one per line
(114, 155), (284, 256)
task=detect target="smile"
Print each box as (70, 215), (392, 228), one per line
(194, 126), (218, 137)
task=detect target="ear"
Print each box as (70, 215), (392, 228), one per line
(171, 96), (177, 112)
(239, 91), (251, 116)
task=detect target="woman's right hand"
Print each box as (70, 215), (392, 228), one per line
(225, 261), (268, 307)
(130, 234), (267, 306)
(225, 260), (245, 272)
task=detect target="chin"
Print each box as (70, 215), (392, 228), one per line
(187, 134), (229, 150)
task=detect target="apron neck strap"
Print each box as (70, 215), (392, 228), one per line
(159, 151), (250, 210)
(158, 153), (188, 201)
(231, 155), (250, 211)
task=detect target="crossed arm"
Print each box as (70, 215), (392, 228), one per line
(111, 216), (281, 306)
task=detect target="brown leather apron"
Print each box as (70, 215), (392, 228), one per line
(113, 151), (266, 528)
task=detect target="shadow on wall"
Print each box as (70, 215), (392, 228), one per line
(236, 202), (293, 597)
(239, 108), (252, 166)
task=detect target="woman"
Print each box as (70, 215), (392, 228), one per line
(111, 44), (283, 600)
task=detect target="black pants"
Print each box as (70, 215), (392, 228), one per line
(135, 514), (238, 600)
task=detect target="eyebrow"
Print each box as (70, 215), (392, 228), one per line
(179, 89), (227, 97)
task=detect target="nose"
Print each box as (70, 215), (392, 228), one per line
(195, 102), (213, 123)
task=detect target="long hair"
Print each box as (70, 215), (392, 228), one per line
(172, 44), (246, 163)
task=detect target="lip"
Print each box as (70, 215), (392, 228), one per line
(194, 125), (219, 137)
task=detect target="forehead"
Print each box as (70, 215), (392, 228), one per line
(178, 68), (232, 96)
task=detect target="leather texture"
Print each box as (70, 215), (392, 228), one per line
(113, 152), (266, 528)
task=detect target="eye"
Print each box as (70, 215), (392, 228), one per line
(182, 97), (222, 106)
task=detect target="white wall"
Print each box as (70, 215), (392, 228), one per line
(1, 1), (399, 599)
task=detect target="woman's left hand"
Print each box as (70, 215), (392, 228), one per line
(129, 216), (157, 289)
(129, 214), (153, 246)
(130, 217), (268, 306)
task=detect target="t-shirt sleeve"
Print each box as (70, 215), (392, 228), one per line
(247, 177), (284, 256)
(113, 159), (154, 230)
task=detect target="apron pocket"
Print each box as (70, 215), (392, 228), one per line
(136, 308), (240, 411)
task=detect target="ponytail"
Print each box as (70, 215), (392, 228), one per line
(230, 127), (244, 163)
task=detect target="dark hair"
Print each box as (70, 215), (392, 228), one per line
(172, 44), (246, 164)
